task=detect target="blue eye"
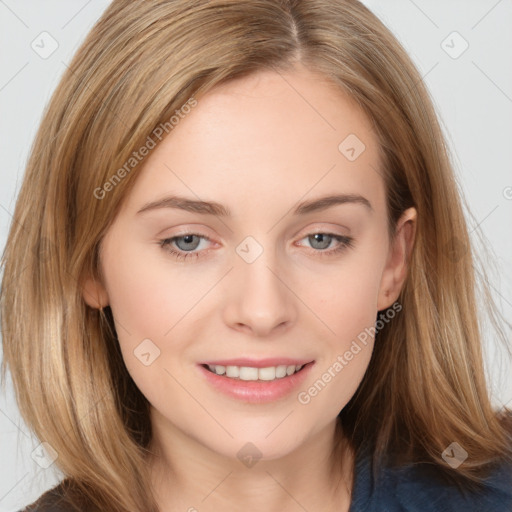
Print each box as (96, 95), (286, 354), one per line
(300, 233), (354, 257)
(159, 234), (211, 261)
(159, 232), (354, 262)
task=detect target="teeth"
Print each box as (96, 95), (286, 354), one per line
(258, 367), (276, 381)
(275, 365), (287, 378)
(206, 363), (305, 381)
(226, 366), (239, 378)
(211, 364), (225, 374)
(239, 367), (259, 380)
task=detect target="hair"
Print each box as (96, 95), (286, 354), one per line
(1, 0), (511, 510)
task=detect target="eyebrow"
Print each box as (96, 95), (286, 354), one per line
(136, 193), (373, 217)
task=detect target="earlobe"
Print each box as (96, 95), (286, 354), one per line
(81, 275), (109, 310)
(377, 207), (417, 311)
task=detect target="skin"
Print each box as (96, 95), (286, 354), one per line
(83, 63), (416, 512)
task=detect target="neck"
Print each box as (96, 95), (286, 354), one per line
(148, 410), (354, 512)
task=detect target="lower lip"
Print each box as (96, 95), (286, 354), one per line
(197, 362), (315, 404)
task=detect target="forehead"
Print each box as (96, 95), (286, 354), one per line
(120, 65), (385, 218)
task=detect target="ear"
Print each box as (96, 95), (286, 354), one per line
(377, 207), (417, 311)
(81, 273), (109, 310)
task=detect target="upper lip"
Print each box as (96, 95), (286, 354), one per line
(199, 358), (314, 368)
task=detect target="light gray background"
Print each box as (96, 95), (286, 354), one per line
(1, 1), (511, 510)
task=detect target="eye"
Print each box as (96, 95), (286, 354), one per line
(159, 231), (354, 262)
(297, 232), (354, 257)
(159, 233), (212, 261)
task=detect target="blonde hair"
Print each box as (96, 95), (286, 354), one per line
(1, 0), (511, 510)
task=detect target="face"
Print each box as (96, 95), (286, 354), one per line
(83, 64), (415, 462)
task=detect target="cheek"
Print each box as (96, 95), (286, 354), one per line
(295, 245), (385, 412)
(315, 269), (378, 329)
(102, 241), (205, 338)
(307, 246), (385, 345)
(295, 285), (377, 421)
(100, 239), (224, 399)
(101, 258), (191, 412)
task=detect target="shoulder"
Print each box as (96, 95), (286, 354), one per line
(350, 445), (512, 512)
(18, 481), (87, 512)
(389, 457), (512, 512)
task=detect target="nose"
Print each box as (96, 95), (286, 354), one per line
(222, 246), (297, 337)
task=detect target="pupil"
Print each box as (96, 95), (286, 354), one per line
(177, 234), (199, 251)
(311, 233), (330, 250)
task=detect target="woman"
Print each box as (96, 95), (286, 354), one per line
(1, 1), (511, 511)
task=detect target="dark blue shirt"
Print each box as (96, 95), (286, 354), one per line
(349, 443), (512, 512)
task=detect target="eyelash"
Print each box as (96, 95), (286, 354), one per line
(159, 232), (354, 262)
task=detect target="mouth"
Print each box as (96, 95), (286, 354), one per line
(197, 360), (315, 403)
(200, 362), (311, 381)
